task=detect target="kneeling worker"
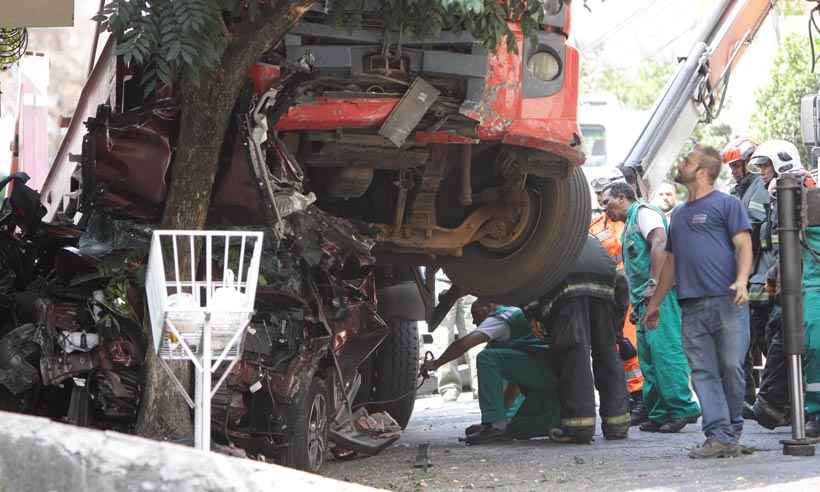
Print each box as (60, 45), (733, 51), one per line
(420, 300), (560, 444)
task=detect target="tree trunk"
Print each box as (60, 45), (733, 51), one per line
(135, 0), (316, 439)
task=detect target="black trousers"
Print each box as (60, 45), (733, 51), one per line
(745, 304), (773, 403)
(548, 296), (629, 428)
(756, 305), (789, 411)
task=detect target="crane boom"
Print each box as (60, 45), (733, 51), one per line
(623, 0), (776, 193)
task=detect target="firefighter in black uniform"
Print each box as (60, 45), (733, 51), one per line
(525, 235), (630, 443)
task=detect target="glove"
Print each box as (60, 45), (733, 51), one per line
(617, 336), (637, 361)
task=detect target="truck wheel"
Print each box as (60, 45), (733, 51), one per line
(444, 166), (590, 305)
(279, 377), (328, 473)
(370, 319), (419, 428)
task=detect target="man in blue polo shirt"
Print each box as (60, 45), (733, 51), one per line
(643, 144), (753, 459)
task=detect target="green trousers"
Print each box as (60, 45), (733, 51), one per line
(636, 293), (701, 422)
(477, 347), (560, 439)
(805, 291), (820, 415)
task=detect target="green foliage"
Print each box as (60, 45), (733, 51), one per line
(95, 0), (562, 94)
(752, 33), (820, 166)
(667, 122), (733, 183)
(329, 0), (554, 53)
(693, 122), (732, 150)
(95, 0), (228, 94)
(778, 0), (810, 16)
(584, 59), (676, 110)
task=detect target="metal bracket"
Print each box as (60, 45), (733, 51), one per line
(379, 77), (440, 148)
(413, 443), (433, 470)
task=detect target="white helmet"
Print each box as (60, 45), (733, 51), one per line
(749, 139), (803, 175)
(590, 168), (626, 193)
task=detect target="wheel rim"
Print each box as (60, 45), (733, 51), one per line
(307, 392), (327, 470)
(477, 188), (540, 254)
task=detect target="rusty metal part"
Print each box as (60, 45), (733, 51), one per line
(300, 142), (430, 169)
(379, 77), (440, 148)
(460, 145), (473, 207)
(392, 170), (412, 237)
(496, 148), (528, 191)
(375, 202), (507, 256)
(407, 144), (449, 230)
(477, 189), (535, 253)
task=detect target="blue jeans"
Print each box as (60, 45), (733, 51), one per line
(680, 296), (750, 444)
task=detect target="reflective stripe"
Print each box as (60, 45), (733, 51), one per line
(626, 368), (643, 379)
(806, 383), (820, 392)
(748, 290), (770, 302)
(534, 282), (614, 320)
(748, 201), (766, 215)
(603, 414), (630, 425)
(561, 416), (596, 428)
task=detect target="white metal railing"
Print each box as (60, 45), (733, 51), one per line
(145, 230), (263, 451)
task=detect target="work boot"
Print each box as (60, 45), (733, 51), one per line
(548, 427), (594, 444)
(464, 425), (511, 445)
(602, 423), (629, 440)
(465, 423), (488, 436)
(688, 438), (742, 459)
(753, 397), (790, 430)
(658, 418), (688, 433)
(639, 420), (663, 432)
(602, 414), (630, 440)
(629, 392), (649, 427)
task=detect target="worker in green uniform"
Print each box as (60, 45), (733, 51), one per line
(602, 181), (701, 432)
(803, 225), (820, 436)
(420, 300), (560, 444)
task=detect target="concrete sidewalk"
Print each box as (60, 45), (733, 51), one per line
(322, 395), (820, 491)
(0, 411), (377, 492)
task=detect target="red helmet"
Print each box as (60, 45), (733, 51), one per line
(721, 138), (757, 165)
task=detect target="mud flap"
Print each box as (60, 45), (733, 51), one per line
(329, 427), (399, 456)
(329, 407), (401, 455)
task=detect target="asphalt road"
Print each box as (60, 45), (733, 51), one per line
(322, 394), (820, 491)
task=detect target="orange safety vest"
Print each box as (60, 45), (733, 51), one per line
(589, 214), (643, 394)
(589, 214), (624, 270)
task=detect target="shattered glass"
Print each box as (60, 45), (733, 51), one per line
(78, 213), (152, 259)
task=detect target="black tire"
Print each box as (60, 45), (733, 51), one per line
(370, 319), (419, 428)
(279, 377), (328, 473)
(444, 166), (590, 305)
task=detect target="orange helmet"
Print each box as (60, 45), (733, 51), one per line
(721, 138), (757, 165)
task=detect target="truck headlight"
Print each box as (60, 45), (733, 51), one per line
(527, 51), (561, 81)
(542, 0), (563, 16)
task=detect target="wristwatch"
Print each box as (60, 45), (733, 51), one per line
(647, 278), (658, 287)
